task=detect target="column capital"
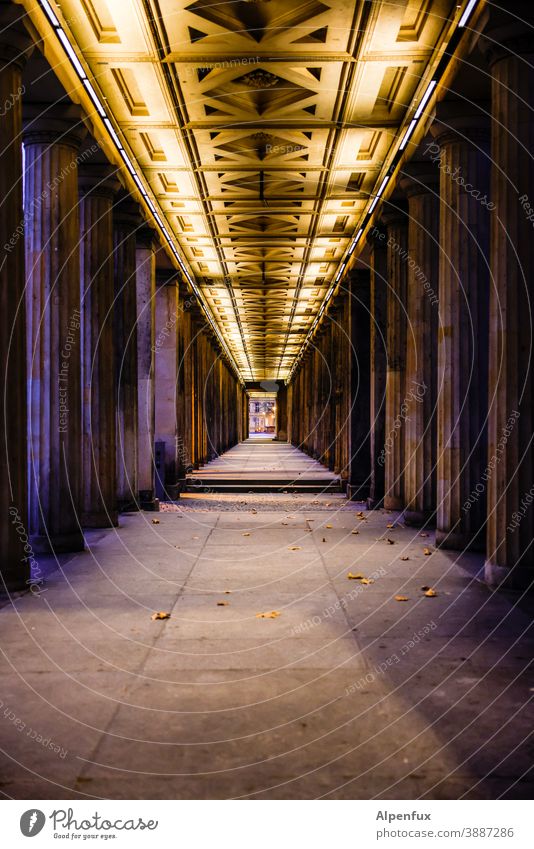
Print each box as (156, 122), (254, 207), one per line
(428, 100), (490, 148)
(79, 163), (121, 200)
(136, 224), (159, 250)
(381, 193), (408, 228)
(113, 193), (142, 232)
(22, 102), (87, 149)
(0, 3), (34, 68)
(479, 3), (534, 67)
(156, 268), (181, 287)
(398, 161), (439, 198)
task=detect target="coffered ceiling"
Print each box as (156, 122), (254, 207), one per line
(27, 0), (456, 380)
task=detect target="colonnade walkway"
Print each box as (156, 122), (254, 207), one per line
(183, 438), (342, 493)
(1, 444), (532, 799)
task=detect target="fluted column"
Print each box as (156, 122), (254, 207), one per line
(0, 6), (33, 588)
(347, 269), (371, 500)
(24, 104), (86, 553)
(79, 165), (120, 528)
(399, 164), (440, 526)
(481, 7), (534, 587)
(136, 226), (159, 510)
(114, 196), (141, 512)
(428, 104), (491, 551)
(382, 199), (408, 510)
(154, 268), (180, 499)
(367, 229), (387, 508)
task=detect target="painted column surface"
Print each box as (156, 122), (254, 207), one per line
(0, 5), (33, 587)
(24, 104), (86, 552)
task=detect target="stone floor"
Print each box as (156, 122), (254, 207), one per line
(1, 443), (533, 800)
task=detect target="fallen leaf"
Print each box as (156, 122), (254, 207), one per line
(151, 518), (160, 524)
(289, 546), (301, 551)
(386, 523), (394, 529)
(423, 547), (432, 556)
(424, 588), (438, 597)
(322, 537), (327, 542)
(420, 532), (429, 537)
(351, 530), (359, 535)
(326, 524), (333, 529)
(242, 532), (251, 537)
(357, 511), (364, 518)
(400, 556), (410, 561)
(420, 585), (431, 591)
(395, 595), (409, 602)
(360, 577), (374, 585)
(347, 572), (364, 580)
(282, 522), (288, 525)
(256, 610), (281, 619)
(217, 601), (229, 606)
(224, 590), (232, 594)
(325, 502), (331, 507)
(151, 611), (170, 620)
(386, 538), (395, 545)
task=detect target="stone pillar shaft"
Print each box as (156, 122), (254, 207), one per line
(79, 170), (119, 527)
(24, 106), (86, 552)
(400, 166), (439, 526)
(136, 228), (158, 510)
(367, 231), (387, 508)
(0, 8), (32, 587)
(482, 12), (534, 586)
(347, 270), (371, 500)
(430, 111), (491, 551)
(154, 270), (180, 498)
(114, 200), (139, 511)
(383, 205), (408, 510)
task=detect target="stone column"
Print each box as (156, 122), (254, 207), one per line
(347, 269), (371, 501)
(24, 104), (86, 553)
(114, 196), (141, 512)
(428, 104), (491, 551)
(481, 7), (534, 587)
(136, 225), (159, 510)
(154, 268), (180, 499)
(79, 165), (120, 528)
(276, 384), (288, 440)
(382, 199), (408, 510)
(399, 164), (440, 526)
(0, 6), (33, 588)
(367, 228), (388, 509)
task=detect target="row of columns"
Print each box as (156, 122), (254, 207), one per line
(0, 4), (246, 590)
(289, 11), (534, 589)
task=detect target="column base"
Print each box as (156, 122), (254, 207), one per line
(0, 570), (31, 593)
(118, 498), (140, 513)
(346, 483), (370, 501)
(436, 527), (485, 552)
(31, 531), (85, 555)
(139, 490), (160, 511)
(163, 483), (180, 500)
(82, 511), (119, 529)
(367, 495), (384, 511)
(383, 495), (404, 510)
(404, 509), (433, 528)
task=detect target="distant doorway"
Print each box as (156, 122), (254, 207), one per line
(249, 394), (276, 437)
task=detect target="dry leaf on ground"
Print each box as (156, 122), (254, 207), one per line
(242, 532), (251, 537)
(420, 532), (429, 537)
(347, 572), (364, 580)
(217, 601), (229, 606)
(424, 588), (438, 597)
(423, 547), (432, 555)
(151, 519), (160, 524)
(289, 546), (301, 551)
(151, 611), (170, 620)
(386, 523), (394, 529)
(395, 595), (409, 602)
(256, 610), (281, 619)
(360, 577), (374, 585)
(386, 538), (395, 545)
(326, 524), (333, 528)
(351, 530), (359, 535)
(400, 556), (410, 561)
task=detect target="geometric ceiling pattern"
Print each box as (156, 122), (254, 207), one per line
(39, 0), (455, 379)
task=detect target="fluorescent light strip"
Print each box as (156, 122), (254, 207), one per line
(56, 29), (86, 79)
(413, 79), (437, 120)
(399, 118), (417, 151)
(82, 79), (106, 117)
(38, 0), (244, 383)
(40, 0), (60, 27)
(458, 0), (478, 28)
